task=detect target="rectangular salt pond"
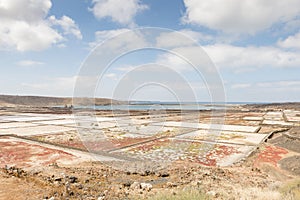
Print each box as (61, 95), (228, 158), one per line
(2, 116), (62, 122)
(32, 119), (76, 125)
(0, 122), (40, 129)
(153, 121), (260, 133)
(107, 125), (191, 136)
(262, 120), (293, 126)
(0, 125), (76, 136)
(112, 138), (256, 167)
(176, 130), (268, 145)
(243, 116), (264, 121)
(286, 117), (300, 122)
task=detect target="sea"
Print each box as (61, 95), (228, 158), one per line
(84, 101), (262, 111)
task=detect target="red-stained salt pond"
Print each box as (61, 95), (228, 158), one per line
(0, 138), (76, 168)
(192, 145), (240, 166)
(113, 138), (252, 167)
(254, 145), (289, 167)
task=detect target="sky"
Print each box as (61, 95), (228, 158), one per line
(0, 0), (300, 102)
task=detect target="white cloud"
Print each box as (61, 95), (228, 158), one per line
(278, 31), (300, 50)
(0, 0), (81, 51)
(89, 28), (131, 48)
(155, 43), (300, 74)
(257, 80), (300, 88)
(0, 17), (62, 52)
(97, 29), (130, 42)
(155, 29), (213, 48)
(17, 60), (44, 67)
(180, 29), (214, 43)
(49, 15), (82, 39)
(104, 73), (118, 80)
(90, 29), (148, 53)
(231, 83), (251, 89)
(156, 53), (194, 72)
(203, 44), (300, 72)
(182, 0), (300, 34)
(254, 81), (300, 101)
(156, 45), (225, 74)
(116, 65), (137, 72)
(225, 80), (300, 102)
(0, 0), (51, 22)
(91, 0), (148, 26)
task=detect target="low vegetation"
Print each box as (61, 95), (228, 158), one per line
(147, 187), (208, 200)
(280, 179), (300, 200)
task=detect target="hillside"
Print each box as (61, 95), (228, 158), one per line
(0, 95), (124, 107)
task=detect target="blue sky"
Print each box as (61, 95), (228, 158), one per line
(0, 0), (300, 102)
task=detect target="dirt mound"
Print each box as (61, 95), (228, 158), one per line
(283, 127), (300, 139)
(269, 131), (300, 153)
(279, 156), (300, 176)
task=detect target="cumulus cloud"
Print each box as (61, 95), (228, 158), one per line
(182, 0), (300, 34)
(90, 29), (148, 52)
(0, 0), (51, 22)
(156, 44), (300, 74)
(0, 0), (82, 51)
(91, 0), (148, 26)
(0, 20), (62, 51)
(278, 31), (300, 50)
(156, 53), (194, 72)
(49, 15), (82, 39)
(203, 44), (300, 72)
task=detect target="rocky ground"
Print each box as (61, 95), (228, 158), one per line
(0, 157), (299, 200)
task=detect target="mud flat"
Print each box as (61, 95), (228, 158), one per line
(0, 103), (300, 199)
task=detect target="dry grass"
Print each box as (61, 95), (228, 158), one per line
(147, 187), (208, 200)
(280, 179), (300, 200)
(234, 187), (281, 200)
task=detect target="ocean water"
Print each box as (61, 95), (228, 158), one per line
(89, 102), (254, 111)
(68, 101), (264, 111)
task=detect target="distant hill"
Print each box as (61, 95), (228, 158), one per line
(0, 95), (125, 107)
